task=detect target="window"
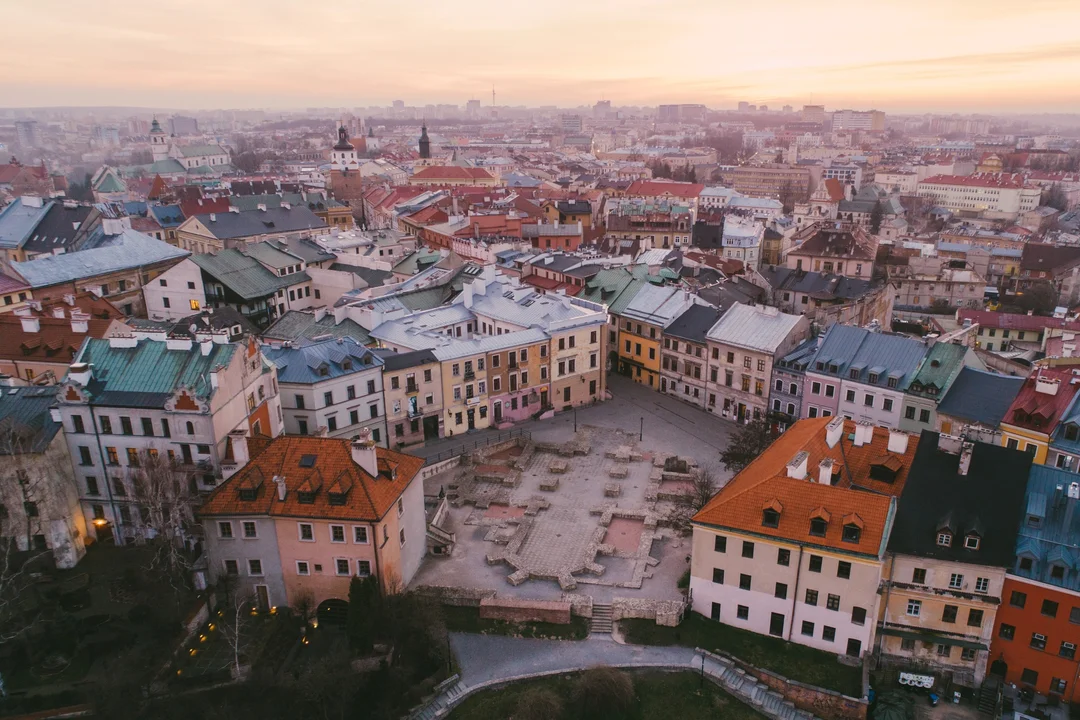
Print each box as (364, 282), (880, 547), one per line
(852, 607), (866, 625)
(837, 561), (851, 579)
(141, 417), (154, 436)
(937, 532), (952, 547)
(85, 476), (99, 496)
(1061, 642), (1076, 660)
(1051, 678), (1068, 695)
(811, 381), (821, 395)
(845, 390), (855, 403)
(805, 589), (819, 606)
(739, 574), (751, 590)
(298, 523), (314, 541)
(1070, 607), (1080, 624)
(999, 623), (1015, 640)
(762, 508), (780, 528)
(1043, 599), (1059, 617)
(823, 626), (836, 642)
(72, 415), (85, 434)
(809, 518), (827, 537)
(399, 528), (406, 546)
(904, 406), (916, 420)
(949, 573), (963, 589)
(712, 568), (724, 584)
(297, 561), (310, 575)
(335, 559), (350, 576)
(248, 559), (263, 576)
(775, 583), (788, 599)
(809, 555), (822, 572)
(242, 521), (257, 538)
(975, 577), (989, 593)
(942, 605), (958, 623)
(120, 416), (133, 435)
(968, 609), (984, 628)
(907, 599), (922, 616)
(330, 525), (345, 543)
(1021, 668), (1039, 685)
(357, 560), (371, 577)
(936, 644), (952, 658)
(883, 398), (893, 412)
(801, 621), (815, 637)
(1031, 633), (1047, 650)
(826, 594), (840, 611)
(777, 548), (790, 566)
(737, 605), (749, 620)
(78, 446), (93, 466)
(920, 409), (931, 423)
(324, 391), (333, 406)
(863, 394), (873, 407)
(223, 559), (238, 575)
(741, 541), (754, 558)
(218, 521), (234, 538)
(714, 535), (726, 553)
(1011, 591), (1027, 608)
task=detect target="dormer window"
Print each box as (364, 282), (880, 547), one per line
(964, 535), (980, 550)
(843, 524), (861, 544)
(937, 532), (952, 547)
(318, 364), (329, 377)
(328, 492), (347, 506)
(829, 364), (839, 374)
(297, 491), (316, 504)
(342, 359), (353, 371)
(810, 518), (828, 537)
(238, 488), (256, 501)
(868, 373), (879, 385)
(887, 377), (899, 389)
(849, 368), (860, 380)
(762, 509), (780, 527)
(1066, 424), (1080, 442)
(1051, 564), (1066, 581)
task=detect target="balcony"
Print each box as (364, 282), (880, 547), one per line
(405, 382), (419, 395)
(464, 370), (476, 381)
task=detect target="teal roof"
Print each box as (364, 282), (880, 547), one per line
(93, 170), (126, 193)
(907, 342), (969, 399)
(262, 310), (373, 346)
(192, 249), (307, 299)
(76, 337), (237, 404)
(392, 249), (443, 276)
(119, 159), (187, 177)
(176, 145), (228, 158)
(580, 266), (651, 314)
(243, 241), (302, 269)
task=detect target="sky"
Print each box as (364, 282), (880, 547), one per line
(4, 0), (1080, 113)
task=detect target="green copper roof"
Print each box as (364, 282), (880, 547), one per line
(76, 337), (238, 401)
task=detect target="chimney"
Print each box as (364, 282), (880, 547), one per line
(222, 430), (250, 480)
(786, 450), (809, 480)
(351, 428), (379, 477)
(1035, 374), (1060, 396)
(825, 416), (845, 448)
(853, 421), (874, 447)
(887, 430), (909, 455)
(108, 335), (138, 349)
(70, 313), (90, 333)
(67, 362), (92, 386)
(958, 442), (974, 476)
(273, 475), (287, 501)
(20, 316), (40, 333)
(257, 203), (267, 212)
(63, 293), (76, 306)
(818, 457), (835, 485)
(209, 213), (216, 222)
(462, 281), (474, 308)
(51, 306), (65, 319)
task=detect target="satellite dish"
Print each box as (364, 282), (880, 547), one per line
(189, 324), (198, 336)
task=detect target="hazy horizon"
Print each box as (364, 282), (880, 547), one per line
(5, 0), (1080, 113)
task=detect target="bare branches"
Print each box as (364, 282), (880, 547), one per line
(129, 450), (197, 593)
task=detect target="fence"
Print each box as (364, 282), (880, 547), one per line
(422, 428), (531, 465)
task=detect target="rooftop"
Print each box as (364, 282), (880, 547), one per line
(705, 303), (805, 353)
(12, 228), (189, 288)
(1013, 464), (1080, 591)
(262, 337), (381, 384)
(935, 367), (1025, 428)
(190, 206), (327, 240)
(0, 385), (63, 454)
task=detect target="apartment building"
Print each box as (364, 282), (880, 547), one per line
(934, 368), (1024, 444)
(771, 338), (817, 431)
(604, 199), (693, 253)
(716, 164), (810, 201)
(660, 305), (724, 411)
(999, 368), (1080, 465)
(879, 434), (1032, 688)
(690, 417), (916, 658)
(175, 206), (330, 254)
(382, 350), (443, 448)
(785, 223), (876, 280)
(721, 218), (764, 272)
(993, 465), (1080, 703)
(616, 285), (708, 388)
(916, 174), (1040, 220)
(199, 433), (425, 611)
(56, 333), (282, 545)
(705, 304), (809, 423)
(898, 342), (981, 437)
(261, 338), (387, 445)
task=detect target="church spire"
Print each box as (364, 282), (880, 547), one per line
(418, 121), (430, 160)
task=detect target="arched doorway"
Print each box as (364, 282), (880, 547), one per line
(316, 599), (349, 626)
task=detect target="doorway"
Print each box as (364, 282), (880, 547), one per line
(423, 415), (439, 440)
(467, 408), (475, 430)
(493, 402), (503, 423)
(255, 585), (270, 612)
(769, 612), (784, 637)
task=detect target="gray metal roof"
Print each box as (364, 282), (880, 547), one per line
(0, 385), (62, 454)
(191, 249), (308, 300)
(705, 303), (805, 353)
(192, 206), (327, 240)
(664, 304), (723, 344)
(807, 324), (928, 389)
(0, 197), (54, 250)
(12, 228), (189, 288)
(263, 337), (381, 384)
(381, 349), (439, 371)
(262, 310), (372, 346)
(936, 367), (1024, 427)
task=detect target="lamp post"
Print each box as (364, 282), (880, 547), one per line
(639, 416), (643, 442)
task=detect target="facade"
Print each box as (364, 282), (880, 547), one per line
(261, 339), (387, 445)
(660, 305), (724, 411)
(141, 257), (207, 321)
(770, 338), (817, 431)
(786, 223), (876, 280)
(717, 164), (810, 201)
(999, 368), (1080, 465)
(486, 336), (551, 425)
(617, 285), (707, 388)
(382, 350), (443, 448)
(604, 199), (692, 252)
(199, 433), (426, 610)
(916, 174), (1041, 220)
(55, 333), (282, 545)
(175, 207), (329, 254)
(898, 342), (980, 437)
(879, 433), (1032, 688)
(690, 417), (916, 658)
(721, 218), (764, 272)
(704, 304), (810, 423)
(192, 248), (315, 330)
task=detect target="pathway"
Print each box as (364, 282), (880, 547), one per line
(407, 632), (818, 720)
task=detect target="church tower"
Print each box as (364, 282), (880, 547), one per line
(331, 123), (358, 171)
(418, 122), (431, 159)
(149, 117), (168, 163)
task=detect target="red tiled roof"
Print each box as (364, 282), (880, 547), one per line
(148, 174), (170, 200)
(693, 418), (917, 555)
(179, 197), (230, 218)
(0, 314), (121, 365)
(823, 178), (845, 202)
(920, 173), (1025, 189)
(1001, 367), (1080, 433)
(411, 166), (495, 181)
(199, 435), (425, 522)
(626, 180), (704, 199)
(956, 309), (1080, 333)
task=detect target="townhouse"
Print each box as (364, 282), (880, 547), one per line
(801, 325), (928, 429)
(785, 223), (876, 280)
(753, 265), (895, 332)
(199, 433), (425, 612)
(720, 218), (764, 273)
(898, 341), (982, 436)
(878, 433), (1032, 688)
(1048, 392), (1080, 472)
(934, 368), (1024, 444)
(999, 368), (1080, 465)
(705, 304), (810, 423)
(771, 337), (818, 431)
(191, 247), (316, 330)
(175, 206), (329, 254)
(486, 335), (551, 424)
(261, 338), (387, 445)
(690, 417), (916, 659)
(382, 350), (443, 448)
(993, 465), (1080, 703)
(660, 305), (724, 411)
(616, 285), (707, 388)
(55, 332), (282, 545)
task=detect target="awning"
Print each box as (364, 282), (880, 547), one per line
(880, 627), (987, 651)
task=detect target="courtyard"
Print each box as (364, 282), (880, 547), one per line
(410, 375), (740, 604)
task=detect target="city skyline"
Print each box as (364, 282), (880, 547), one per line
(4, 0), (1080, 113)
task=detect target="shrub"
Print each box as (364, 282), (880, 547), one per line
(515, 687), (564, 720)
(569, 667), (635, 720)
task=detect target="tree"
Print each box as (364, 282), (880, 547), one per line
(347, 575), (381, 652)
(1043, 183), (1069, 212)
(720, 417), (777, 474)
(1018, 281), (1060, 315)
(232, 151), (261, 174)
(570, 666), (635, 720)
(670, 467), (719, 533)
(870, 200), (884, 234)
(515, 687), (564, 720)
(219, 592), (256, 680)
(130, 450), (197, 605)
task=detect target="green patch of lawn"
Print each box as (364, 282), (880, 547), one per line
(450, 669), (766, 720)
(622, 613), (863, 698)
(443, 606), (588, 640)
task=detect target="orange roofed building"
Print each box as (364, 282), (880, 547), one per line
(199, 430), (426, 613)
(690, 416), (918, 660)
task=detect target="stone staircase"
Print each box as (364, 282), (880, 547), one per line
(699, 653), (817, 720)
(977, 677), (1002, 716)
(409, 676), (467, 720)
(589, 603), (614, 634)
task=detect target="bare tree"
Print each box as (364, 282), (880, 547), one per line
(218, 592), (256, 680)
(670, 467), (719, 533)
(130, 450), (197, 598)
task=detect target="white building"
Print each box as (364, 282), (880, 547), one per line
(721, 218), (765, 271)
(916, 173), (1041, 219)
(142, 258), (207, 321)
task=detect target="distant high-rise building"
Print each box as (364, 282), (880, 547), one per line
(759, 105), (768, 112)
(782, 105), (793, 113)
(593, 100), (612, 119)
(169, 115), (199, 136)
(832, 109), (886, 133)
(561, 114), (583, 133)
(801, 105), (826, 124)
(738, 102), (750, 112)
(658, 104), (707, 123)
(392, 100), (405, 110)
(418, 123), (431, 159)
(14, 120), (37, 149)
(748, 105), (757, 112)
(466, 99), (481, 115)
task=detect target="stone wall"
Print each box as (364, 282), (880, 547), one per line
(562, 593), (594, 619)
(611, 597), (685, 627)
(479, 597), (571, 624)
(412, 584), (497, 607)
(420, 455), (462, 480)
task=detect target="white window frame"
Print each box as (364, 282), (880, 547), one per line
(298, 522), (315, 542)
(397, 498), (404, 517)
(906, 599), (921, 616)
(218, 521), (234, 539)
(399, 527), (406, 546)
(949, 573), (964, 589)
(248, 558), (264, 577)
(242, 520), (257, 539)
(975, 577), (989, 593)
(353, 525), (370, 544)
(329, 524), (346, 543)
(334, 557), (351, 576)
(296, 560), (310, 576)
(357, 560), (372, 577)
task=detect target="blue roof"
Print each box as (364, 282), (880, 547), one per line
(150, 204), (185, 228)
(124, 201), (148, 217)
(0, 197), (54, 250)
(1014, 464), (1080, 591)
(12, 228), (189, 288)
(1050, 389), (1080, 455)
(261, 337), (382, 384)
(807, 324), (927, 389)
(935, 367), (1025, 428)
(0, 385), (62, 453)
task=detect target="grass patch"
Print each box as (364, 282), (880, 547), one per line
(622, 613), (862, 697)
(443, 606), (588, 640)
(450, 669), (766, 720)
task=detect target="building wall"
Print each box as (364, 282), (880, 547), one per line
(204, 516), (287, 610)
(487, 341), (549, 424)
(549, 325), (604, 409)
(660, 336), (709, 410)
(142, 258), (207, 321)
(1000, 424), (1050, 465)
(274, 516), (378, 606)
(279, 368), (386, 445)
(441, 352), (491, 436)
(617, 318), (662, 387)
(802, 371), (842, 419)
(836, 380), (906, 429)
(385, 361), (443, 447)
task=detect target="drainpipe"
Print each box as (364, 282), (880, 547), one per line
(787, 545), (804, 642)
